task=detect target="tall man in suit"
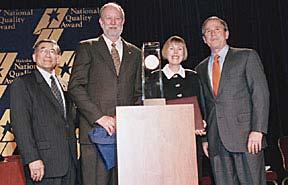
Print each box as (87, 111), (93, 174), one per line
(195, 16), (269, 184)
(68, 2), (142, 185)
(10, 39), (77, 185)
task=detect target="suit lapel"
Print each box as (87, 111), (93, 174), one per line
(120, 39), (133, 75)
(97, 36), (135, 76)
(217, 48), (234, 96)
(98, 36), (118, 75)
(63, 91), (72, 120)
(34, 70), (66, 121)
(57, 77), (70, 119)
(200, 58), (214, 97)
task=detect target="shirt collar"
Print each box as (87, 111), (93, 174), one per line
(36, 66), (56, 85)
(102, 34), (122, 48)
(162, 64), (186, 79)
(212, 45), (229, 62)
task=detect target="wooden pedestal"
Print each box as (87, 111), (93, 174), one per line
(116, 104), (198, 185)
(0, 155), (25, 185)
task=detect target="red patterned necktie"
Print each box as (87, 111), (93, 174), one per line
(212, 54), (220, 96)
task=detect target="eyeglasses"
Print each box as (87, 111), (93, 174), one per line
(37, 48), (58, 55)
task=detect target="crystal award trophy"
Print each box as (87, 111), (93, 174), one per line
(141, 42), (164, 100)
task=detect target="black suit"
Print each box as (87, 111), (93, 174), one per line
(68, 35), (142, 185)
(10, 69), (77, 184)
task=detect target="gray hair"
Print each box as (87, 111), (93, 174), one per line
(100, 2), (125, 19)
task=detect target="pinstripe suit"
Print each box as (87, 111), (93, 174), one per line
(10, 69), (77, 184)
(196, 47), (269, 184)
(68, 35), (142, 185)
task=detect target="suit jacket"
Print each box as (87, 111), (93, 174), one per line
(195, 47), (269, 156)
(68, 35), (142, 144)
(10, 69), (77, 178)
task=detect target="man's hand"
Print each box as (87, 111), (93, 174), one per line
(29, 160), (44, 182)
(247, 131), (263, 154)
(202, 142), (209, 157)
(96, 116), (116, 136)
(195, 120), (207, 136)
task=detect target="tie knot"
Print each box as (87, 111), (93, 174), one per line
(111, 43), (116, 47)
(50, 75), (55, 81)
(213, 54), (219, 63)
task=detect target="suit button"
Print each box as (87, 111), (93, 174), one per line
(177, 93), (182, 97)
(175, 83), (180, 88)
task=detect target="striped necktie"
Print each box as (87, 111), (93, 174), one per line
(50, 75), (66, 118)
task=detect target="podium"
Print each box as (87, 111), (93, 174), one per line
(116, 104), (198, 185)
(0, 155), (25, 185)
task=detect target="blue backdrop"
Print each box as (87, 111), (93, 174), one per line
(0, 7), (100, 156)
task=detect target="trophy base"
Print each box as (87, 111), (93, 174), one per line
(143, 98), (166, 106)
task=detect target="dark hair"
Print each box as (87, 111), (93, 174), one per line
(202, 16), (228, 35)
(33, 39), (61, 54)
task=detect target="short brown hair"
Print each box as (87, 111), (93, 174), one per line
(33, 39), (61, 54)
(162, 36), (188, 61)
(202, 16), (228, 35)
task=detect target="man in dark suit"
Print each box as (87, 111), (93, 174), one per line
(68, 2), (141, 185)
(10, 39), (77, 185)
(195, 16), (269, 184)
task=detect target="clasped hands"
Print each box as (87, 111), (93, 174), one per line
(96, 115), (116, 136)
(195, 120), (207, 136)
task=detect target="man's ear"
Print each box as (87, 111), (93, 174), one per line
(99, 18), (103, 27)
(225, 30), (229, 40)
(56, 55), (61, 65)
(32, 53), (36, 62)
(202, 36), (207, 44)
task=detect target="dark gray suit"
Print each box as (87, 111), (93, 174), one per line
(68, 35), (141, 185)
(196, 47), (269, 184)
(10, 69), (77, 184)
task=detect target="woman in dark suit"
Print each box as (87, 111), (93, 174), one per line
(161, 35), (206, 183)
(161, 36), (203, 102)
